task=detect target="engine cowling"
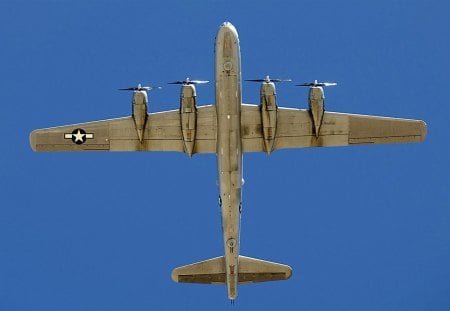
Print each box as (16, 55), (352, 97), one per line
(121, 84), (160, 143)
(179, 84), (198, 157)
(297, 80), (336, 137)
(132, 91), (148, 142)
(260, 82), (278, 154)
(308, 87), (324, 137)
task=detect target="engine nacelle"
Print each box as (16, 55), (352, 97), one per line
(308, 87), (325, 137)
(260, 82), (278, 154)
(180, 84), (198, 157)
(132, 91), (148, 142)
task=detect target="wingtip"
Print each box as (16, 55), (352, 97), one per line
(171, 268), (180, 283)
(420, 120), (427, 142)
(286, 266), (293, 280)
(29, 130), (38, 152)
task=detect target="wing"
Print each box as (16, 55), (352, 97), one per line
(241, 104), (427, 152)
(30, 105), (217, 153)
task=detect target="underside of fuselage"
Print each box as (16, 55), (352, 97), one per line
(215, 22), (243, 300)
(170, 23), (293, 301)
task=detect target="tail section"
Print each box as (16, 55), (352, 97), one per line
(238, 256), (292, 283)
(171, 256), (226, 284)
(171, 255), (292, 285)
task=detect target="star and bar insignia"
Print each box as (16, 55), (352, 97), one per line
(64, 128), (94, 145)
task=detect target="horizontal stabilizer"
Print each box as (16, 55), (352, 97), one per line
(171, 256), (226, 284)
(171, 256), (292, 285)
(238, 255), (292, 284)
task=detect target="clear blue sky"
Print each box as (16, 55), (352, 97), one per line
(1, 0), (449, 310)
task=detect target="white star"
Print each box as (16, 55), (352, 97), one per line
(72, 129), (85, 143)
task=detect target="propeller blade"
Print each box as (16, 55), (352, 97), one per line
(168, 79), (209, 85)
(118, 87), (137, 91)
(270, 78), (292, 82)
(245, 79), (266, 82)
(118, 84), (162, 91)
(297, 80), (337, 87)
(245, 75), (291, 83)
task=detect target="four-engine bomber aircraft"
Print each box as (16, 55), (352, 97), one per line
(30, 22), (427, 300)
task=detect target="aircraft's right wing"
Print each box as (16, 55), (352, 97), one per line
(30, 105), (217, 154)
(241, 104), (427, 152)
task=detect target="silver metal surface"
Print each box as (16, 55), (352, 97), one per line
(215, 22), (242, 300)
(29, 22), (427, 301)
(179, 84), (197, 157)
(260, 82), (278, 154)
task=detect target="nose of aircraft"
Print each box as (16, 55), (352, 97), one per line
(220, 21), (238, 39)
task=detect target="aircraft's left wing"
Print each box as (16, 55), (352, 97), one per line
(241, 104), (427, 152)
(30, 106), (217, 153)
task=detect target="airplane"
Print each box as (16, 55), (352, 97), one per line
(29, 22), (427, 301)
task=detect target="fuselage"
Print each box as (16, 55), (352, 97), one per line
(215, 22), (242, 300)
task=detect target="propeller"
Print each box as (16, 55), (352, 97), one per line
(245, 75), (291, 83)
(118, 83), (162, 91)
(297, 80), (337, 87)
(168, 77), (209, 85)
